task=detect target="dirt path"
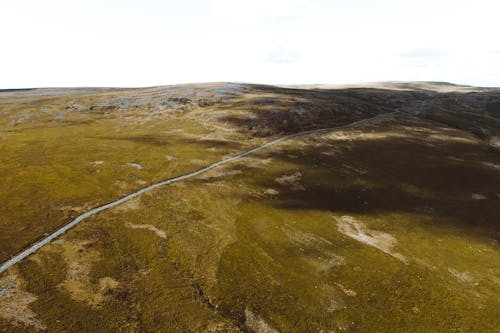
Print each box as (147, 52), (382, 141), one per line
(0, 110), (399, 274)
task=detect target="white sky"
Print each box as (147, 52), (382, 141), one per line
(1, 0), (499, 88)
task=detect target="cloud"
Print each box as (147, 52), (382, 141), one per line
(266, 47), (302, 64)
(399, 48), (446, 59)
(211, 0), (306, 20)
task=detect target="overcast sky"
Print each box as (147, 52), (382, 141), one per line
(1, 0), (499, 88)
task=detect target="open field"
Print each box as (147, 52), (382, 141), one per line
(0, 82), (499, 332)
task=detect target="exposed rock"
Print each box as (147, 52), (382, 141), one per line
(127, 163), (143, 170)
(274, 172), (305, 191)
(126, 223), (167, 239)
(264, 188), (279, 195)
(335, 216), (408, 264)
(448, 268), (474, 284)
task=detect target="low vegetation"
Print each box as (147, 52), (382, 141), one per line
(1, 82), (499, 332)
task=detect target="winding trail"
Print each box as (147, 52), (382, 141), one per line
(0, 111), (399, 273)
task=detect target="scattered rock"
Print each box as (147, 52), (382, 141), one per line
(66, 104), (87, 111)
(127, 163), (143, 170)
(335, 283), (357, 297)
(274, 172), (305, 191)
(8, 116), (26, 127)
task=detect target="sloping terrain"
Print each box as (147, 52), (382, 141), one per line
(0, 82), (499, 332)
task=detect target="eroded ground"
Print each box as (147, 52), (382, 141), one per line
(1, 83), (499, 332)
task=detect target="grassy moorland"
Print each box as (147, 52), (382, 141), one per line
(0, 82), (499, 332)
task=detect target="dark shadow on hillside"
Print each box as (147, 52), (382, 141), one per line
(215, 85), (410, 136)
(211, 84), (500, 139)
(222, 115), (500, 239)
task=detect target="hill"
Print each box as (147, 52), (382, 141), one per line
(0, 82), (499, 332)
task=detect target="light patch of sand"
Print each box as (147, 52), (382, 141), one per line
(58, 240), (120, 308)
(0, 270), (46, 331)
(126, 223), (167, 239)
(335, 216), (408, 264)
(245, 309), (279, 333)
(275, 172), (305, 191)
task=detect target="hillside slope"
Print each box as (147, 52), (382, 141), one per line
(0, 82), (499, 332)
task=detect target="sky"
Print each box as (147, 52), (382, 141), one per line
(1, 0), (499, 88)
